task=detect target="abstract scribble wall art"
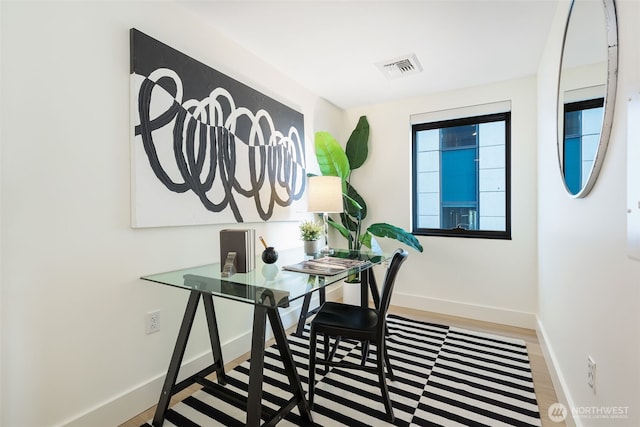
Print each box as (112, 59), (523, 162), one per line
(129, 29), (306, 227)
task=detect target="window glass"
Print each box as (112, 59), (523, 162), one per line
(563, 99), (604, 194)
(412, 112), (511, 239)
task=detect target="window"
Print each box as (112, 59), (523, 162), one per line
(563, 98), (604, 195)
(412, 111), (511, 239)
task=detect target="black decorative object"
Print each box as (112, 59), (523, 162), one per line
(261, 247), (278, 264)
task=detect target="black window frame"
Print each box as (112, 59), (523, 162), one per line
(411, 112), (512, 240)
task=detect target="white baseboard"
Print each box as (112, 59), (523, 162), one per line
(62, 287), (339, 427)
(61, 330), (256, 427)
(535, 317), (578, 427)
(392, 292), (537, 329)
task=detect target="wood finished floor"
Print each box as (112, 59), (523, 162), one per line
(120, 305), (563, 427)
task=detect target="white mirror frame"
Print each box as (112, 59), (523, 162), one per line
(557, 0), (618, 198)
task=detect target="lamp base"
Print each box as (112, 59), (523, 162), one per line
(320, 212), (334, 256)
(319, 246), (334, 256)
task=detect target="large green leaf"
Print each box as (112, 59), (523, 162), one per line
(343, 192), (363, 212)
(344, 182), (367, 220)
(367, 223), (424, 252)
(314, 132), (350, 179)
(328, 216), (353, 246)
(345, 116), (369, 170)
(359, 231), (373, 250)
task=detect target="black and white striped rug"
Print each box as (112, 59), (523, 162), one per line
(145, 314), (541, 426)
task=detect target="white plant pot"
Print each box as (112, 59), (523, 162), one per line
(342, 281), (361, 306)
(303, 239), (321, 255)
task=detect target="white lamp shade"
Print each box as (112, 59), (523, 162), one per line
(307, 176), (343, 213)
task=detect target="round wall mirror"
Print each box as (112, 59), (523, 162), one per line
(557, 0), (618, 198)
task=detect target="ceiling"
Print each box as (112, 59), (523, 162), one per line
(178, 0), (560, 109)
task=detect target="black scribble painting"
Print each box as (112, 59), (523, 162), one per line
(130, 29), (306, 227)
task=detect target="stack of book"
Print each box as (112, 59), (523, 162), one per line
(219, 229), (255, 273)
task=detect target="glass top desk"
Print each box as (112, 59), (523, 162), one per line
(141, 248), (390, 427)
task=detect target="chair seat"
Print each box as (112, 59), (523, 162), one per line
(312, 302), (379, 334)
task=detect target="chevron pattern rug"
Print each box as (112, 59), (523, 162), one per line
(144, 314), (541, 426)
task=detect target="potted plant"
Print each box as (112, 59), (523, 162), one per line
(299, 220), (324, 255)
(313, 116), (423, 301)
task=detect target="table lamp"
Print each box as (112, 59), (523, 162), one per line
(307, 176), (343, 255)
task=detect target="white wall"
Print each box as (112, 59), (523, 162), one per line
(344, 77), (539, 328)
(0, 2), (3, 423)
(537, 0), (640, 426)
(0, 1), (341, 425)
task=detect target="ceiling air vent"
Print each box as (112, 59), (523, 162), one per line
(376, 53), (423, 80)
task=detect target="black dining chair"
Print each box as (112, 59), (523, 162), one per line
(307, 248), (408, 422)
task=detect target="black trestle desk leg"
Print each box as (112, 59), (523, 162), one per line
(202, 294), (226, 385)
(246, 305), (267, 427)
(361, 268), (371, 308)
(295, 281), (326, 337)
(268, 307), (314, 425)
(368, 268), (380, 309)
(295, 293), (312, 337)
(152, 290), (201, 427)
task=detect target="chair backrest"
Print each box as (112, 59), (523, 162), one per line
(377, 248), (408, 332)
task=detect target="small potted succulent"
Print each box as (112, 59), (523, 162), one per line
(299, 220), (324, 255)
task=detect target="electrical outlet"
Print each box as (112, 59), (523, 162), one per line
(146, 310), (160, 334)
(587, 355), (596, 392)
